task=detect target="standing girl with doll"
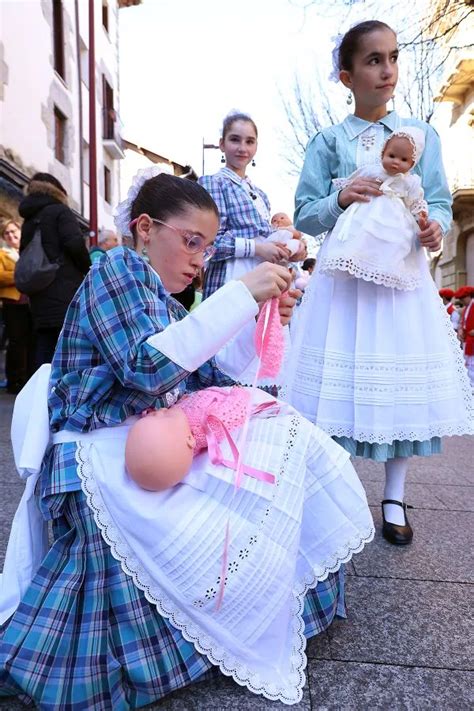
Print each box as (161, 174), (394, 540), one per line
(199, 112), (306, 388)
(287, 20), (474, 546)
(0, 170), (373, 708)
(199, 111), (305, 297)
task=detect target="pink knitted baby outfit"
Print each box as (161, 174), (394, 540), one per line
(175, 386), (252, 455)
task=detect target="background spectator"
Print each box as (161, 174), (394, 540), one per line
(0, 220), (34, 393)
(90, 229), (120, 263)
(18, 173), (91, 368)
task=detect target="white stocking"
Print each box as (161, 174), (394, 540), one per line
(383, 457), (409, 525)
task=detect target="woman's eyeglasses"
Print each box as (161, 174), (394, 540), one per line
(150, 218), (216, 263)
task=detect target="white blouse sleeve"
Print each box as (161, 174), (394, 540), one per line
(146, 280), (258, 373)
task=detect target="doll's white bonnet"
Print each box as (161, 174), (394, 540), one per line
(382, 126), (426, 167)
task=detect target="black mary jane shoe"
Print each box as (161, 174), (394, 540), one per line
(381, 499), (414, 546)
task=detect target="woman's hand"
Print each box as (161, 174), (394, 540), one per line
(279, 288), (301, 326)
(417, 217), (442, 252)
(240, 263), (291, 303)
(337, 178), (383, 209)
(255, 241), (291, 264)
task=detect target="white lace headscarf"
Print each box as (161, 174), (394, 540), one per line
(114, 165), (173, 237)
(329, 33), (344, 83)
(381, 126), (426, 167)
(328, 23), (361, 83)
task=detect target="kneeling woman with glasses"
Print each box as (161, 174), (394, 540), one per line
(1, 168), (373, 708)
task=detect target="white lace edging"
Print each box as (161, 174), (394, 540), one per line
(319, 257), (421, 291)
(75, 445), (374, 705)
(290, 274), (474, 443)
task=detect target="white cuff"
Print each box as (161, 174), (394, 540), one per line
(328, 190), (345, 219)
(146, 280), (258, 372)
(235, 238), (255, 258)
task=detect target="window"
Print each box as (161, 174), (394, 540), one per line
(82, 140), (90, 184)
(80, 41), (89, 88)
(52, 0), (65, 80)
(102, 1), (109, 33)
(102, 76), (115, 139)
(104, 166), (111, 204)
(54, 106), (66, 163)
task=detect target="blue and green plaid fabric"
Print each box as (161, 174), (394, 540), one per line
(334, 436), (442, 462)
(199, 168), (273, 298)
(44, 248), (233, 497)
(0, 246), (346, 708)
(0, 491), (345, 709)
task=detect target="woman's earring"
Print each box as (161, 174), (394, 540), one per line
(391, 94), (396, 110)
(220, 154), (225, 164)
(346, 91), (353, 106)
(251, 159), (256, 167)
(141, 244), (150, 264)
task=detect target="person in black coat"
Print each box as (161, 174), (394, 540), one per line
(19, 173), (91, 369)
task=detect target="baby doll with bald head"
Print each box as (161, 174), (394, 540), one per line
(268, 212), (304, 258)
(125, 386), (278, 491)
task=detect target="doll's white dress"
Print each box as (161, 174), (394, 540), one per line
(319, 165), (428, 291)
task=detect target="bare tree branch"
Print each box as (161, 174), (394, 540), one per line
(279, 0), (473, 173)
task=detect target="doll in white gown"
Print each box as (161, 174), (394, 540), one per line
(319, 126), (428, 291)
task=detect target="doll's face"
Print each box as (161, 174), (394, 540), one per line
(271, 213), (292, 228)
(382, 136), (415, 175)
(125, 407), (196, 491)
(143, 407), (195, 449)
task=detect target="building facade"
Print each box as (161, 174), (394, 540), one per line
(432, 1), (474, 288)
(0, 0), (138, 236)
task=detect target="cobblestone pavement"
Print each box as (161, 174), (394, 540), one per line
(0, 390), (473, 709)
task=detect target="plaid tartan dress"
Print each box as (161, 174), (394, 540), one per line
(198, 168), (273, 298)
(0, 249), (345, 709)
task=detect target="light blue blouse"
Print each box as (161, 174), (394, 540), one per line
(294, 111), (453, 237)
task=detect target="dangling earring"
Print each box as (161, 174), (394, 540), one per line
(391, 94), (396, 111)
(141, 244), (150, 264)
(220, 154), (225, 164)
(346, 91), (353, 106)
(251, 159), (256, 167)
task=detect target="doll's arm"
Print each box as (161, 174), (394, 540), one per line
(332, 167), (364, 191)
(405, 174), (428, 220)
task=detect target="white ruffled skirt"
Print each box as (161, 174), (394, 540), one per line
(76, 388), (374, 704)
(286, 238), (474, 444)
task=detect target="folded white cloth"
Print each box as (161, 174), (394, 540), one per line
(74, 389), (374, 704)
(0, 364), (51, 624)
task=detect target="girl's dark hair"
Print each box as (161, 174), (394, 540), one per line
(339, 21), (395, 72)
(222, 112), (258, 139)
(30, 172), (67, 196)
(130, 173), (219, 237)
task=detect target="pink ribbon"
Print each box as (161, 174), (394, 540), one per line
(205, 409), (276, 485)
(214, 297), (284, 610)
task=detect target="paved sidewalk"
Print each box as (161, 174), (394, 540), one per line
(0, 390), (473, 710)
